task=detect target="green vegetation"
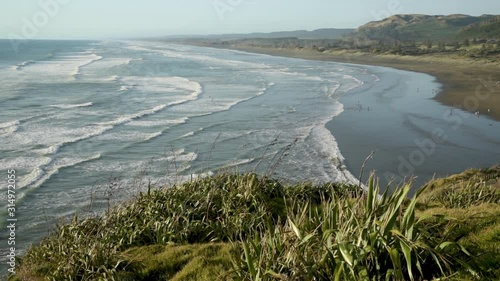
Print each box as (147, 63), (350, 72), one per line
(356, 14), (496, 42)
(183, 14), (500, 60)
(458, 16), (500, 39)
(12, 167), (500, 280)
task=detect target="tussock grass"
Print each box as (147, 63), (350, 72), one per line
(232, 179), (468, 281)
(12, 169), (500, 281)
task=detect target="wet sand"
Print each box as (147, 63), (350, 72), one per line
(325, 65), (500, 190)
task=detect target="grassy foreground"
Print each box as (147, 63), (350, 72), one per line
(13, 168), (500, 281)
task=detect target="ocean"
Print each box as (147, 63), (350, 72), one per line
(0, 40), (372, 254)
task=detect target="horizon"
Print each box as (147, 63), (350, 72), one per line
(1, 1), (500, 40)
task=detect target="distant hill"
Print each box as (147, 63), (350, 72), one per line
(167, 28), (354, 40)
(458, 15), (500, 39)
(356, 14), (499, 42)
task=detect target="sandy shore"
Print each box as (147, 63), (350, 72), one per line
(195, 44), (500, 189)
(219, 46), (500, 122)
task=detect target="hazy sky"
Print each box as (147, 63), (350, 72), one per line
(1, 0), (500, 39)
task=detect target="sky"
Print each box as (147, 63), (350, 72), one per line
(1, 0), (500, 39)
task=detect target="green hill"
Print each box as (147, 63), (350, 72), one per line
(458, 15), (500, 39)
(356, 14), (498, 42)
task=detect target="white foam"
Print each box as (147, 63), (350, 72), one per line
(178, 131), (195, 139)
(172, 127), (204, 141)
(126, 42), (271, 70)
(0, 120), (20, 129)
(93, 130), (162, 142)
(164, 152), (198, 162)
(119, 86), (133, 92)
(72, 54), (103, 78)
(144, 131), (163, 141)
(98, 104), (168, 126)
(110, 75), (121, 81)
(0, 120), (19, 135)
(50, 102), (93, 109)
(122, 76), (203, 96)
(127, 117), (189, 127)
(18, 53), (103, 81)
(221, 158), (255, 169)
(13, 60), (35, 70)
(0, 125), (18, 135)
(19, 154), (102, 190)
(0, 123), (113, 159)
(33, 144), (60, 155)
(342, 74), (364, 86)
(0, 157), (51, 173)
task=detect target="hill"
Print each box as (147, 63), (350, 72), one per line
(458, 15), (500, 39)
(356, 14), (498, 42)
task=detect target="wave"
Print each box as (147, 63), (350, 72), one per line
(50, 102), (93, 109)
(126, 42), (271, 70)
(144, 131), (163, 141)
(17, 154), (102, 190)
(98, 104), (168, 126)
(33, 144), (60, 155)
(122, 76), (203, 96)
(171, 127), (204, 141)
(126, 117), (189, 127)
(13, 60), (35, 70)
(119, 85), (133, 92)
(0, 120), (20, 136)
(0, 120), (20, 129)
(110, 75), (121, 82)
(220, 158), (256, 170)
(120, 76), (203, 107)
(0, 125), (18, 136)
(72, 54), (103, 79)
(164, 152), (198, 162)
(342, 74), (364, 87)
(126, 58), (142, 65)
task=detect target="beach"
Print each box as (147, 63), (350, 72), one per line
(205, 45), (500, 188)
(325, 65), (500, 189)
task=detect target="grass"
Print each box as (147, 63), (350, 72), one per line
(122, 243), (234, 280)
(11, 168), (500, 280)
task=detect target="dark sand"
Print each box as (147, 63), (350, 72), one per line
(214, 46), (500, 189)
(325, 65), (500, 190)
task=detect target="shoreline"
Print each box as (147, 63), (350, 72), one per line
(210, 45), (500, 122)
(190, 44), (500, 188)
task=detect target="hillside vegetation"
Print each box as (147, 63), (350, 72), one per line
(356, 14), (497, 42)
(181, 14), (500, 60)
(458, 16), (500, 39)
(13, 167), (500, 280)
